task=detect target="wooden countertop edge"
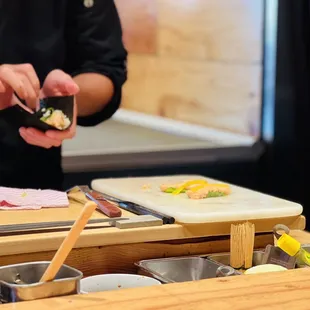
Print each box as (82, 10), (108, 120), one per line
(0, 215), (305, 256)
(3, 267), (310, 310)
(0, 224), (186, 256)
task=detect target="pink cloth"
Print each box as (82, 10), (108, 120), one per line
(0, 187), (69, 210)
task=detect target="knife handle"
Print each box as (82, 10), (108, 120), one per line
(85, 192), (122, 218)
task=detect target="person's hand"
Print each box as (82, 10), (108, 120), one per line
(19, 70), (80, 149)
(0, 63), (40, 110)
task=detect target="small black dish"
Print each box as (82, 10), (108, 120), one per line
(0, 95), (74, 132)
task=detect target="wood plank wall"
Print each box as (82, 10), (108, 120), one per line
(115, 0), (264, 137)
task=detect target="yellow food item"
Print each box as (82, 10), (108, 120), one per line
(186, 184), (231, 199)
(244, 264), (287, 275)
(142, 184), (151, 190)
(160, 179), (231, 199)
(160, 179), (208, 194)
(172, 180), (208, 195)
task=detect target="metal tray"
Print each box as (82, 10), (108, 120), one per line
(208, 246), (310, 270)
(135, 256), (241, 284)
(0, 261), (82, 303)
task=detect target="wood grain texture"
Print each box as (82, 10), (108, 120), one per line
(0, 233), (273, 277)
(0, 192), (304, 257)
(0, 188), (305, 257)
(4, 258), (310, 309)
(0, 213), (304, 257)
(115, 0), (263, 137)
(157, 0), (263, 63)
(122, 54), (261, 135)
(115, 0), (157, 54)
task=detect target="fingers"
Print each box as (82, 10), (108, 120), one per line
(20, 126), (75, 149)
(45, 125), (76, 141)
(0, 81), (6, 93)
(19, 128), (53, 149)
(41, 69), (80, 98)
(15, 64), (40, 109)
(19, 127), (62, 149)
(0, 66), (28, 99)
(15, 64), (40, 94)
(0, 64), (40, 109)
(19, 106), (77, 149)
(19, 74), (38, 110)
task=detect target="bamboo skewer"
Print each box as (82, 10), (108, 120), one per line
(244, 222), (255, 269)
(230, 223), (244, 269)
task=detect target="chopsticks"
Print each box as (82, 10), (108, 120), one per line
(40, 201), (97, 282)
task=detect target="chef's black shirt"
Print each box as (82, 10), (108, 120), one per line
(0, 0), (127, 190)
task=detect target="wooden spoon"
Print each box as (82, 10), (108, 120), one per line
(40, 201), (98, 282)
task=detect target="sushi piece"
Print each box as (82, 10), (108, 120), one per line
(160, 179), (209, 194)
(40, 107), (71, 130)
(186, 183), (231, 199)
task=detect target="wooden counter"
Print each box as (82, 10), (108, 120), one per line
(0, 193), (306, 277)
(0, 199), (305, 256)
(0, 197), (308, 309)
(2, 254), (310, 310)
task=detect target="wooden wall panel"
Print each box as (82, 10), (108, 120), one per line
(122, 55), (261, 135)
(115, 0), (264, 137)
(157, 0), (263, 63)
(115, 0), (157, 54)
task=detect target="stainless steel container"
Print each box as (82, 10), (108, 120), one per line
(0, 261), (82, 303)
(207, 251), (265, 267)
(135, 256), (241, 284)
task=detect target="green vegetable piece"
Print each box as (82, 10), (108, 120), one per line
(165, 187), (176, 193)
(165, 187), (185, 193)
(207, 191), (225, 198)
(40, 107), (55, 121)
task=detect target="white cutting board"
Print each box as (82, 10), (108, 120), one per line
(91, 175), (303, 224)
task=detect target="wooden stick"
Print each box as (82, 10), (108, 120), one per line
(244, 222), (255, 269)
(40, 201), (98, 282)
(230, 223), (244, 269)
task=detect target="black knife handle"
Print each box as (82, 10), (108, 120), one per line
(119, 202), (175, 225)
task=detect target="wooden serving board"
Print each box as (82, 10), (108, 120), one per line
(91, 175), (303, 224)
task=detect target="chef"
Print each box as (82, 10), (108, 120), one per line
(0, 0), (127, 190)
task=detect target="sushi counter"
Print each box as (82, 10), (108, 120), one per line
(0, 175), (308, 309)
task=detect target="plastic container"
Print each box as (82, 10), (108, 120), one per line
(277, 233), (310, 267)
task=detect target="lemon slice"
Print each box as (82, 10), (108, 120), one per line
(172, 180), (208, 195)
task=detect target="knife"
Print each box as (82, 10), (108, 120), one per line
(67, 185), (122, 218)
(92, 192), (175, 225)
(0, 217), (128, 233)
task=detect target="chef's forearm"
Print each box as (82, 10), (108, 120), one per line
(73, 73), (114, 117)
